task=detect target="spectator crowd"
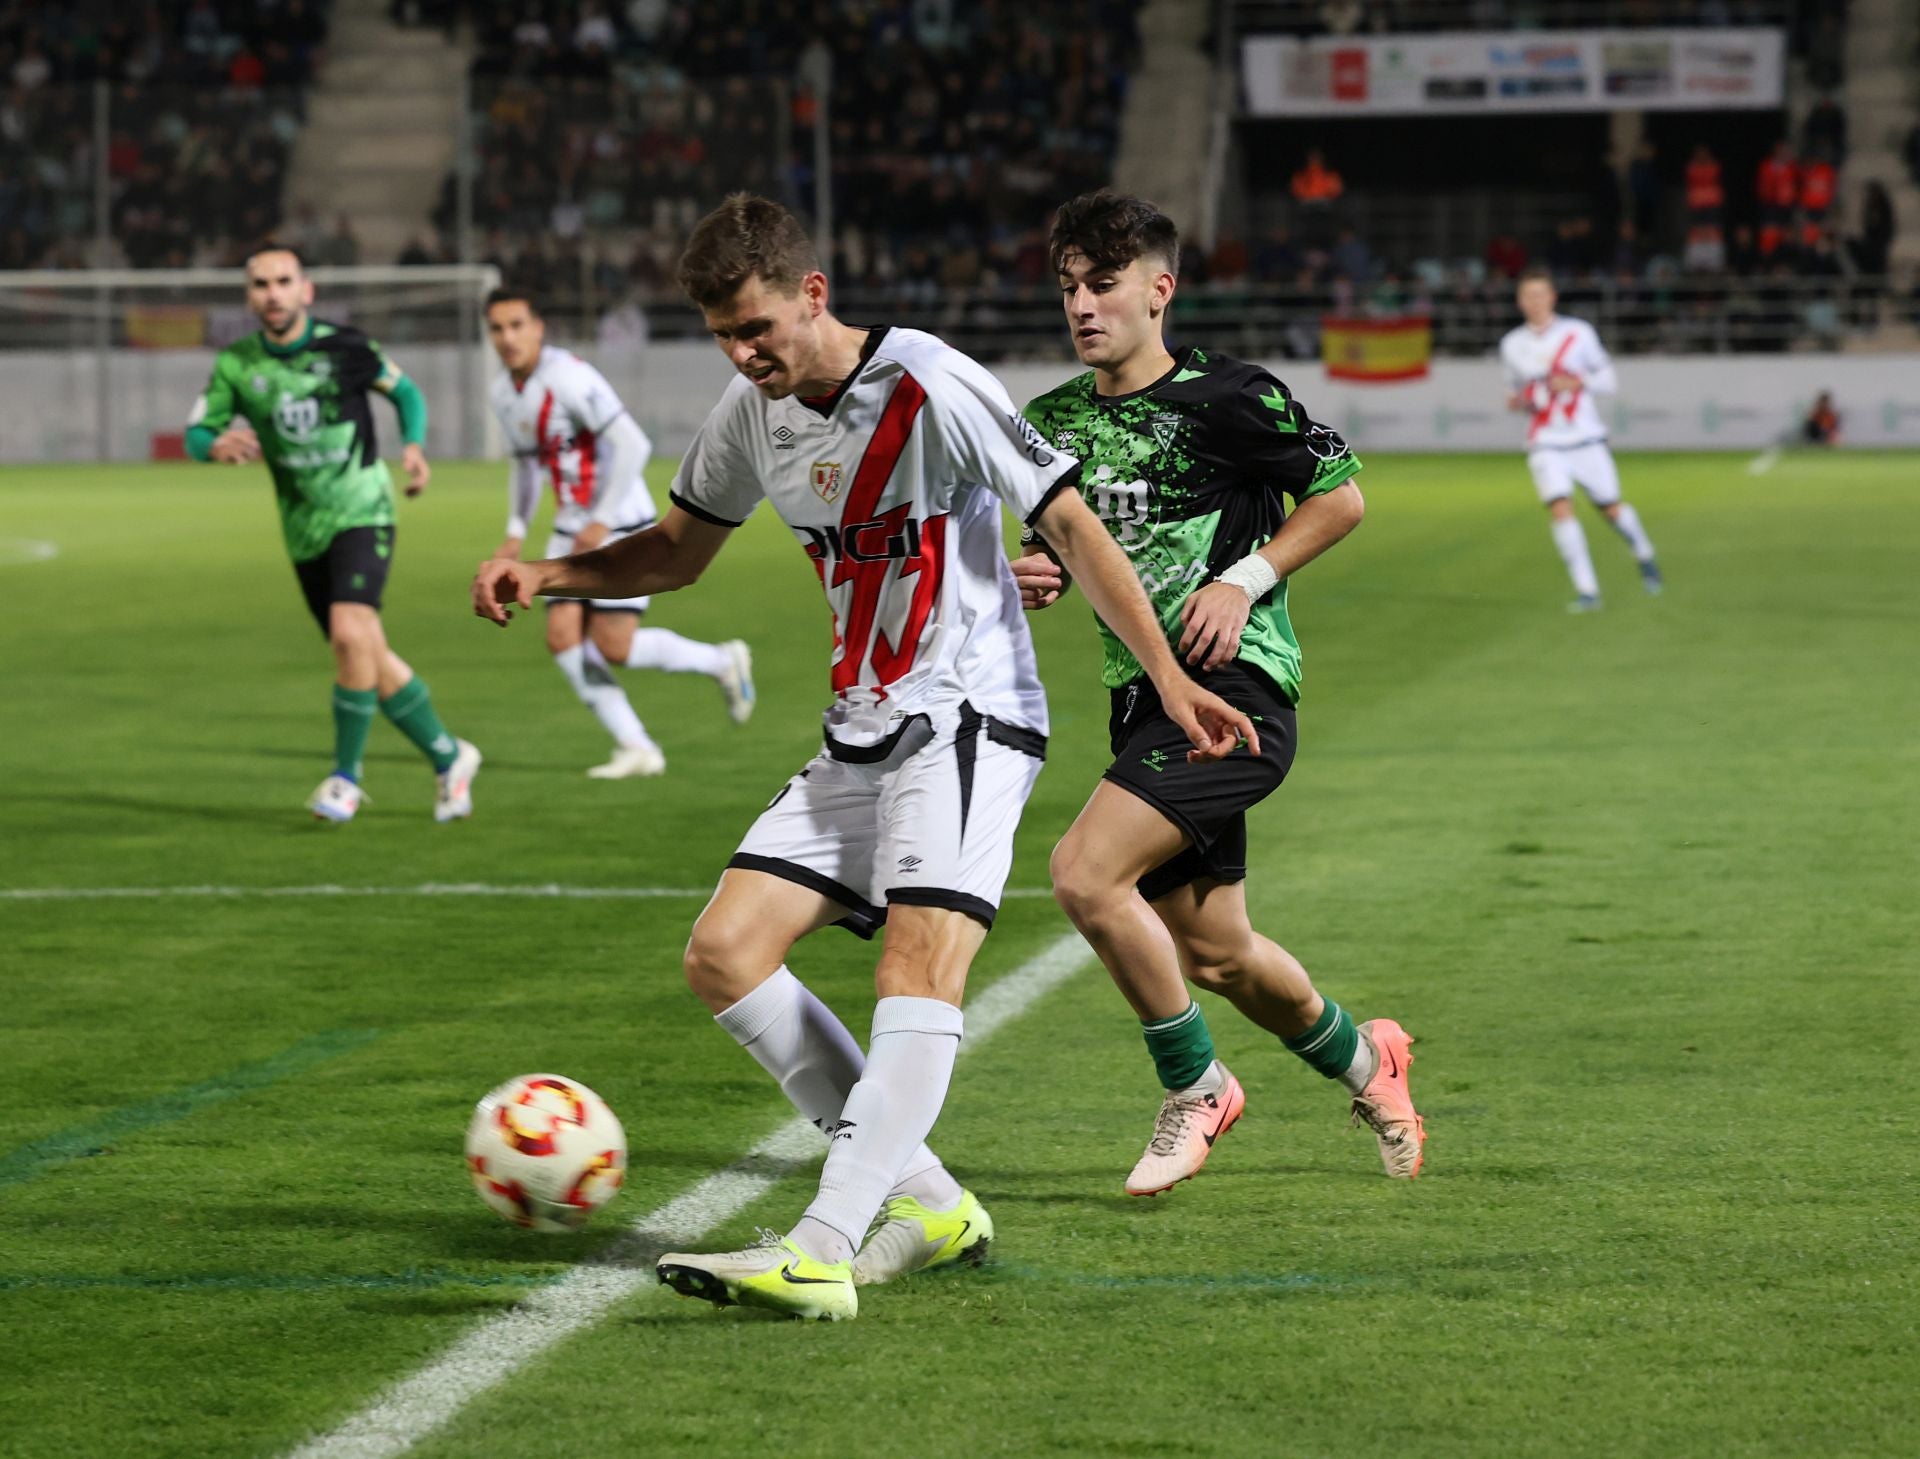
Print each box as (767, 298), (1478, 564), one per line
(0, 0), (331, 269)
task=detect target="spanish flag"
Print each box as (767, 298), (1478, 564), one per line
(125, 305), (207, 350)
(1321, 316), (1432, 382)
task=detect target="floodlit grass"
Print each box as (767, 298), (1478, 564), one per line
(2, 449), (1916, 1458)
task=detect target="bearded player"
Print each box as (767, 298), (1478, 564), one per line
(473, 194), (1254, 1319)
(187, 241), (479, 823)
(1013, 190), (1426, 1193)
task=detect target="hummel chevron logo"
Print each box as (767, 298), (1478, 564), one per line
(1259, 385), (1303, 433)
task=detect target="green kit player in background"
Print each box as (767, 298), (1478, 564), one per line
(1013, 192), (1427, 1193)
(185, 242), (481, 823)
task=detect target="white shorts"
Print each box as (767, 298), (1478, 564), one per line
(544, 525), (651, 613)
(1526, 441), (1621, 507)
(729, 705), (1047, 937)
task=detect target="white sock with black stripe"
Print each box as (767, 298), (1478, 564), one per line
(714, 969), (957, 1213)
(792, 995), (964, 1264)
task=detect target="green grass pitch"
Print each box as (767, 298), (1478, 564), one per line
(2, 449), (1916, 1458)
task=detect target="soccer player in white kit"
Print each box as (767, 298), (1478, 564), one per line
(483, 288), (754, 779)
(472, 195), (1254, 1321)
(1500, 269), (1663, 611)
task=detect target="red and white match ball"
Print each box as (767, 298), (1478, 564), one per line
(465, 1073), (627, 1233)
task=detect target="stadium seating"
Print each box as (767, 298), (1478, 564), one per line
(0, 1), (332, 268)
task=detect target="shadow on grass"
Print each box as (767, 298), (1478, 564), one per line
(5, 791), (297, 825)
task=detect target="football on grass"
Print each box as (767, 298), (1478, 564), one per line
(465, 1073), (626, 1232)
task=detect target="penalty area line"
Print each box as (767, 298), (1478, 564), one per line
(283, 930), (1094, 1459)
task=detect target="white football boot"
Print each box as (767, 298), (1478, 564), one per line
(306, 774), (363, 823)
(587, 742), (667, 779)
(433, 739), (482, 822)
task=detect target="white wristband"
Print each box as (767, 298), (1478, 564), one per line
(1216, 552), (1279, 603)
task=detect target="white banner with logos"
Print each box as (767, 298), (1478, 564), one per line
(1241, 29), (1784, 116)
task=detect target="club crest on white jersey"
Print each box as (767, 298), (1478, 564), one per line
(671, 327), (1075, 750)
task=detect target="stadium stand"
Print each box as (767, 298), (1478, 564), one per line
(0, 1), (332, 268)
(403, 1), (1142, 339)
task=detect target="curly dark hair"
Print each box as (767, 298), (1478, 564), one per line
(677, 193), (822, 309)
(1047, 190), (1180, 278)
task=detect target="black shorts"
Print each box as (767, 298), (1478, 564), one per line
(292, 525), (393, 635)
(1103, 660), (1298, 903)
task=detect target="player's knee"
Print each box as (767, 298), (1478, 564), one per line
(1179, 942), (1247, 995)
(681, 920), (762, 1007)
(1049, 840), (1116, 927)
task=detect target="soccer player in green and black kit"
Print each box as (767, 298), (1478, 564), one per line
(185, 242), (480, 823)
(1013, 192), (1427, 1191)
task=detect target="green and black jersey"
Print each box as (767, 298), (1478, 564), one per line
(186, 320), (426, 563)
(1024, 346), (1360, 702)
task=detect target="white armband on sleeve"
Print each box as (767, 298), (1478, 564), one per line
(1217, 552), (1280, 603)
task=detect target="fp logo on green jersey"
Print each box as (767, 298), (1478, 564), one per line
(275, 392), (321, 442)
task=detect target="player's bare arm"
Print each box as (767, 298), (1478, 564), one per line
(471, 505), (730, 625)
(1031, 489), (1258, 761)
(1177, 480), (1365, 671)
(570, 521), (610, 552)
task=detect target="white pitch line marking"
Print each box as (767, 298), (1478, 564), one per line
(284, 929), (1093, 1459)
(2, 883), (1054, 902)
(1746, 446), (1782, 476)
(0, 537), (57, 566)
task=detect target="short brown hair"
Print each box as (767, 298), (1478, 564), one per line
(677, 193), (820, 309)
(1048, 190), (1180, 278)
(1517, 266), (1555, 287)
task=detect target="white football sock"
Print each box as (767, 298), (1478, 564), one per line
(624, 627), (729, 677)
(554, 644), (652, 749)
(1175, 1058), (1229, 1098)
(713, 967), (953, 1203)
(1608, 503), (1656, 563)
(793, 996), (964, 1263)
(1549, 516), (1600, 598)
(1337, 1031), (1379, 1095)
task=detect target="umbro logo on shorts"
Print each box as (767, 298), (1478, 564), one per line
(897, 855), (923, 873)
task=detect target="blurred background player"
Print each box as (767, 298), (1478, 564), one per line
(1501, 268), (1663, 612)
(484, 286), (754, 779)
(1013, 191), (1424, 1191)
(185, 242), (480, 824)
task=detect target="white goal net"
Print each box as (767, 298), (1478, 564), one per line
(0, 265), (501, 463)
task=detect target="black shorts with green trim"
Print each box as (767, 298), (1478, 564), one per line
(292, 525), (394, 634)
(1102, 661), (1298, 903)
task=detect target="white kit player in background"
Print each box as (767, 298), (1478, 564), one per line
(471, 195), (1253, 1321)
(483, 288), (754, 778)
(1500, 268), (1663, 612)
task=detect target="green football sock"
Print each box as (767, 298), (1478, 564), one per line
(1283, 998), (1361, 1080)
(380, 677), (458, 773)
(1141, 1001), (1217, 1091)
(331, 686), (378, 782)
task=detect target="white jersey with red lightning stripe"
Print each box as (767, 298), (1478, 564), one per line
(1499, 314), (1618, 450)
(489, 346), (654, 534)
(670, 326), (1076, 751)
